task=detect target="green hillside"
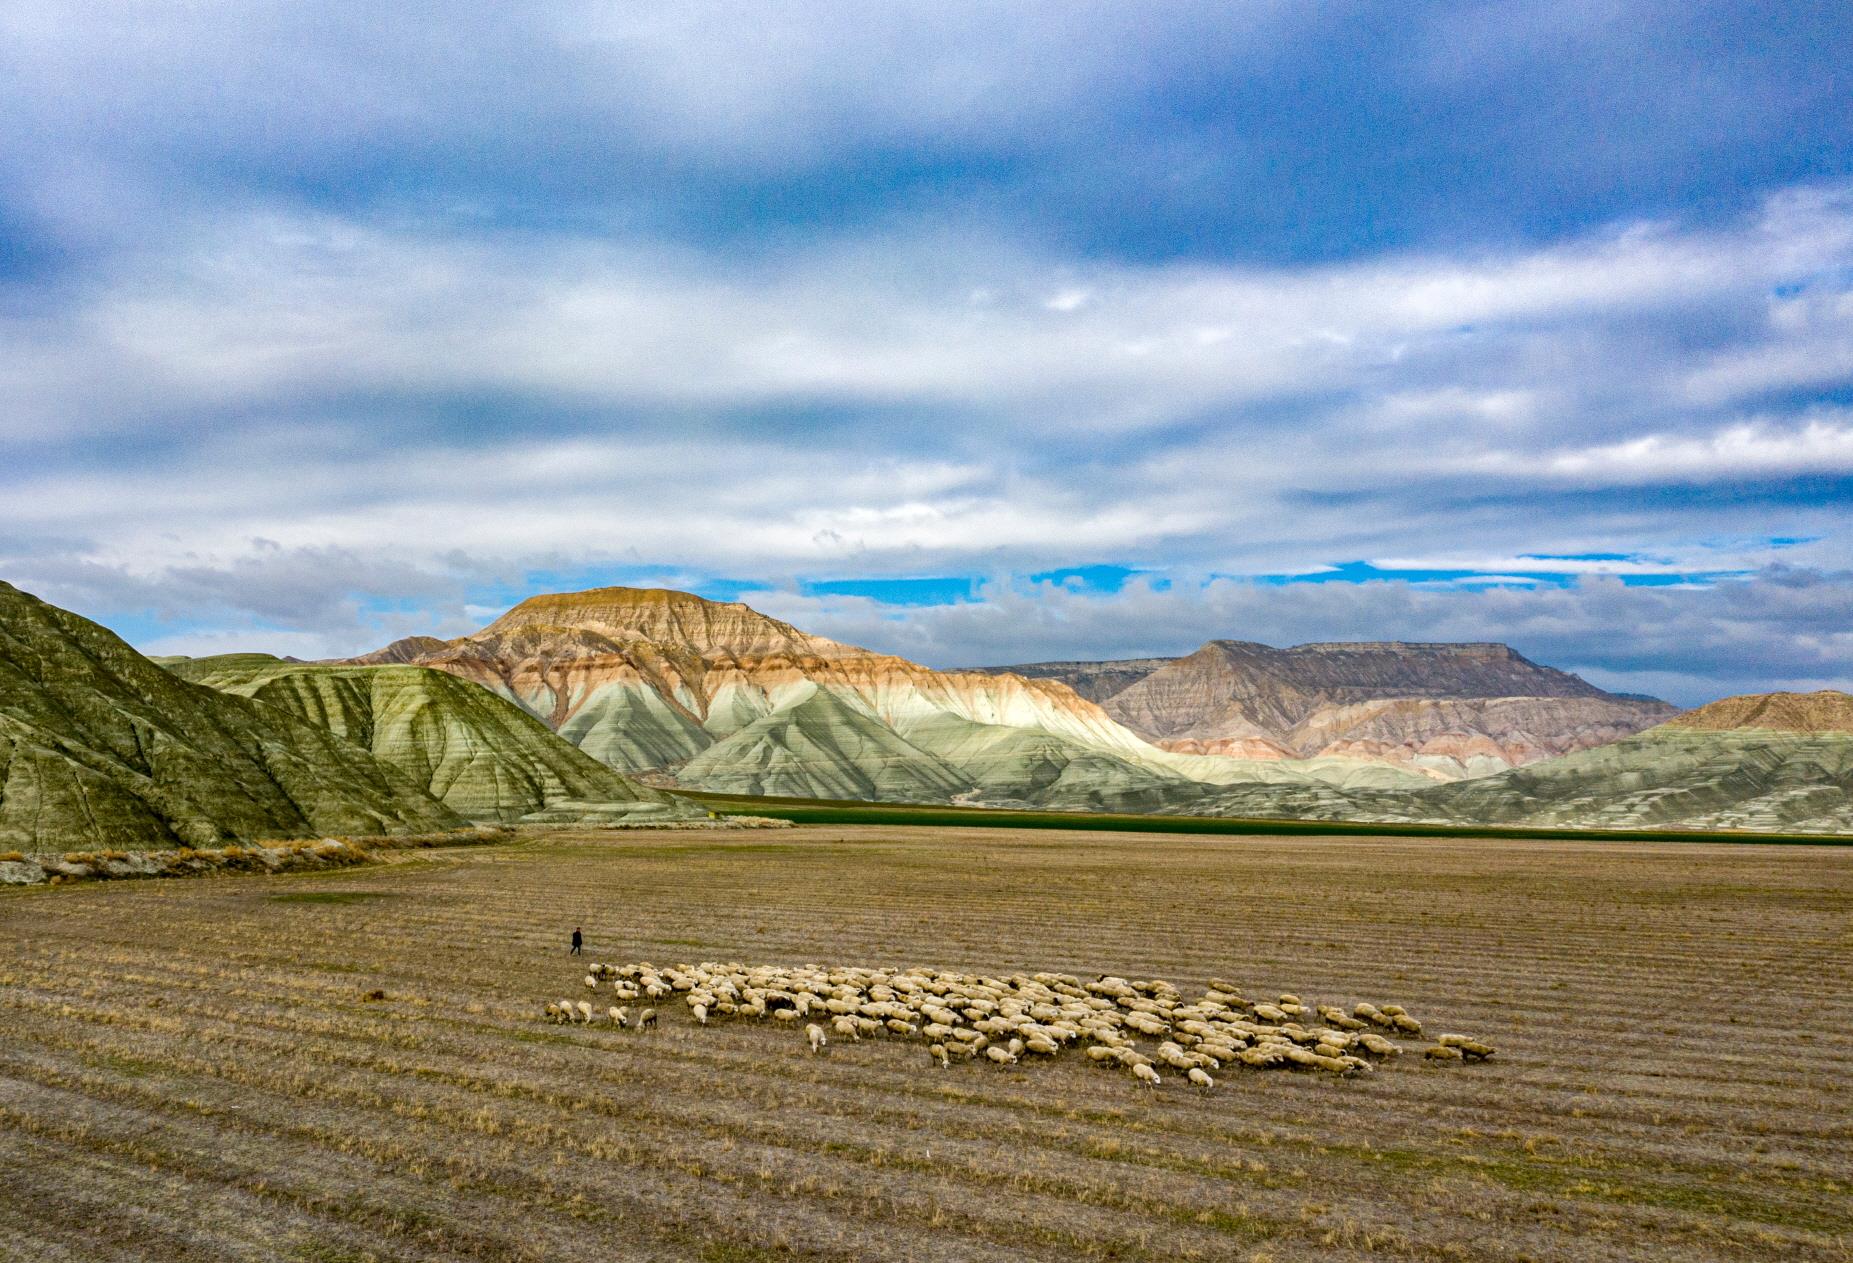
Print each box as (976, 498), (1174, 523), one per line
(1425, 727), (1853, 831)
(676, 689), (972, 802)
(0, 583), (464, 852)
(672, 687), (1209, 810)
(165, 654), (704, 825)
(893, 710), (1195, 811)
(1175, 694), (1853, 834)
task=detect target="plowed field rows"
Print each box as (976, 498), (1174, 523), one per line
(1, 826), (1848, 1262)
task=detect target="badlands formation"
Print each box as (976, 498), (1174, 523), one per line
(354, 586), (1846, 831)
(0, 578), (1842, 836)
(1180, 691), (1853, 833)
(1421, 691), (1853, 831)
(353, 587), (1435, 809)
(0, 581), (464, 852)
(163, 654), (703, 826)
(992, 640), (1675, 779)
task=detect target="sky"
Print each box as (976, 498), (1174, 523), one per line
(2, 1), (1850, 706)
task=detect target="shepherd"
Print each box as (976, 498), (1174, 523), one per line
(570, 926), (583, 956)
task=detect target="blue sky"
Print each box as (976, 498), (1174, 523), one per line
(2, 2), (1851, 705)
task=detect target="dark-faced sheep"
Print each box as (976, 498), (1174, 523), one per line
(1438, 1034), (1496, 1060)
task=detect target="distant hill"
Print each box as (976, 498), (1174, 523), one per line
(351, 586), (1429, 808)
(165, 654), (704, 825)
(1659, 691), (1853, 735)
(1420, 692), (1853, 831)
(1179, 691), (1853, 833)
(0, 582), (463, 852)
(999, 658), (1175, 705)
(982, 640), (1675, 778)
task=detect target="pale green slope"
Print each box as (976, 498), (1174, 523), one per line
(676, 690), (1226, 811)
(168, 655), (701, 824)
(1179, 723), (1853, 832)
(1424, 728), (1853, 830)
(557, 684), (714, 772)
(893, 711), (1199, 811)
(0, 586), (464, 852)
(677, 689), (973, 802)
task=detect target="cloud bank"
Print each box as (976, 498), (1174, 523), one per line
(1, 3), (1848, 706)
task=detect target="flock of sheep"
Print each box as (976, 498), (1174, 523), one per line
(542, 961), (1494, 1089)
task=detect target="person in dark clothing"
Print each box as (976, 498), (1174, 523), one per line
(570, 927), (583, 955)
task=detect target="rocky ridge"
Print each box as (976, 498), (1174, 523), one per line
(1177, 691), (1853, 833)
(0, 582), (464, 851)
(165, 654), (703, 825)
(1659, 691), (1853, 734)
(984, 639), (1675, 777)
(352, 587), (1432, 807)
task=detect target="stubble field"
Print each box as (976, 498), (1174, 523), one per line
(1, 825), (1848, 1263)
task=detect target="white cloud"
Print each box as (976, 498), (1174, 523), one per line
(1462, 413), (1853, 484)
(8, 181), (1850, 450)
(2, 169), (1849, 700)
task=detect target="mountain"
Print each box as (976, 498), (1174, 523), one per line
(0, 582), (464, 852)
(1000, 658), (1174, 705)
(983, 640), (1675, 778)
(1658, 691), (1853, 734)
(351, 587), (1431, 808)
(163, 654), (703, 825)
(1178, 692), (1853, 833)
(1417, 691), (1853, 831)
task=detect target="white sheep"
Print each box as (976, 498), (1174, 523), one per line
(1437, 1033), (1495, 1059)
(575, 1000), (594, 1023)
(562, 958), (1470, 1095)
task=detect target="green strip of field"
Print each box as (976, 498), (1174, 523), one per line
(683, 791), (1849, 845)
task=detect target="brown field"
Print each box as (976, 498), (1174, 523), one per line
(1, 826), (1849, 1263)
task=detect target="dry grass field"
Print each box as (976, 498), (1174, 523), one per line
(1, 826), (1848, 1263)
